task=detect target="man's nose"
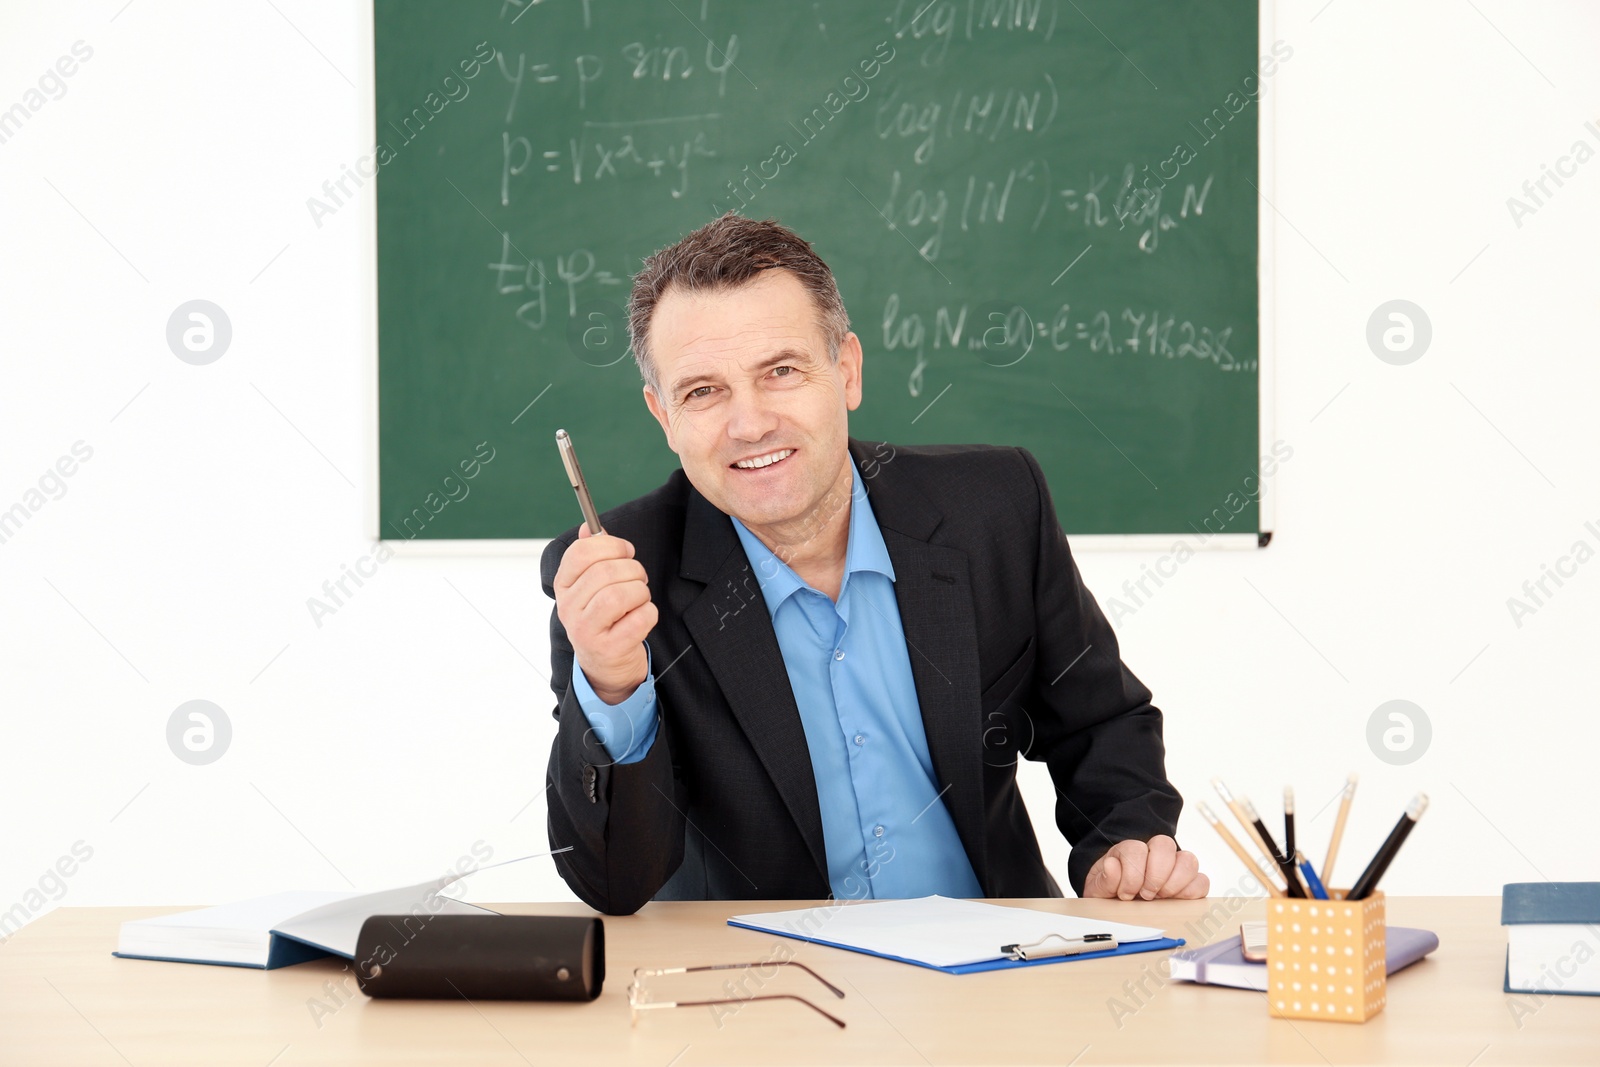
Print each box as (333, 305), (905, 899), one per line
(725, 383), (779, 442)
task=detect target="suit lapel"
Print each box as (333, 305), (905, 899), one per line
(855, 440), (989, 891)
(680, 487), (828, 885)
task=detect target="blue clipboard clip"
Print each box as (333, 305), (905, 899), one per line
(999, 932), (1118, 961)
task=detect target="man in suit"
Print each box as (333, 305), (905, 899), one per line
(543, 213), (1208, 915)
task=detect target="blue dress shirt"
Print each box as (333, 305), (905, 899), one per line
(572, 464), (981, 901)
(570, 641), (658, 764)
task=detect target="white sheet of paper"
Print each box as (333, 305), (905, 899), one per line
(730, 895), (1168, 968)
(115, 891), (356, 965)
(276, 881), (494, 958)
(122, 891), (352, 943)
(272, 851), (565, 957)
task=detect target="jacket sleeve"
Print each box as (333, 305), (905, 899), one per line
(1014, 448), (1184, 895)
(542, 533), (685, 915)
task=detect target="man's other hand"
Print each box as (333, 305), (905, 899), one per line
(1082, 835), (1209, 900)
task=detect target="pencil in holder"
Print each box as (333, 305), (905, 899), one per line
(1266, 890), (1386, 1023)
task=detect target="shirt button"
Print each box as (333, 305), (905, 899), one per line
(834, 649), (845, 661)
(854, 734), (866, 746)
(873, 825), (885, 838)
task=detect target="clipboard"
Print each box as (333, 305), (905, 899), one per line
(727, 895), (1186, 975)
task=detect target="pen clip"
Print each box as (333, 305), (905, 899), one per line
(999, 932), (1117, 961)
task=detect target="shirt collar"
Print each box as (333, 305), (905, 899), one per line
(729, 462), (895, 618)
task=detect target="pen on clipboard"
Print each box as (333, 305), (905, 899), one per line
(555, 429), (605, 536)
(999, 932), (1117, 961)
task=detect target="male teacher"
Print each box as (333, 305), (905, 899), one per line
(543, 213), (1208, 915)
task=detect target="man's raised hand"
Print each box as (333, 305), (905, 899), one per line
(552, 524), (656, 704)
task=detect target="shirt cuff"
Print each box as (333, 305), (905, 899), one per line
(571, 643), (659, 765)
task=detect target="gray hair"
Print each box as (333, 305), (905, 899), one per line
(626, 212), (851, 395)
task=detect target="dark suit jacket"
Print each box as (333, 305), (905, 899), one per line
(542, 438), (1183, 915)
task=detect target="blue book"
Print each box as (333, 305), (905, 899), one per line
(1502, 882), (1600, 997)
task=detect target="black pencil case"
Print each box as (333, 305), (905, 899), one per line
(354, 913), (603, 1000)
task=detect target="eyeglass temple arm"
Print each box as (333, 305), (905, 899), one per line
(638, 961), (846, 999)
(661, 994), (846, 1029)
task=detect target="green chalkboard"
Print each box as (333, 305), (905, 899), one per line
(374, 0), (1263, 540)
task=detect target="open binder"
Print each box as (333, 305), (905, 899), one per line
(729, 895), (1185, 975)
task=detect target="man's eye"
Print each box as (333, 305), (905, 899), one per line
(772, 366), (794, 378)
(687, 385), (713, 400)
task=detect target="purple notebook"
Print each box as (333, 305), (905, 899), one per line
(1168, 927), (1439, 990)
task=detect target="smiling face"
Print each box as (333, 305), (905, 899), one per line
(641, 269), (863, 540)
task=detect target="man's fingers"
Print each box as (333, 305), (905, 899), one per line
(1084, 854), (1121, 898)
(1157, 848), (1202, 898)
(1174, 869), (1211, 899)
(1113, 840), (1148, 901)
(1090, 839), (1210, 901)
(1160, 851), (1210, 900)
(576, 523), (626, 550)
(583, 579), (652, 631)
(553, 532), (636, 592)
(615, 599), (659, 641)
(565, 557), (649, 619)
(1140, 835), (1178, 899)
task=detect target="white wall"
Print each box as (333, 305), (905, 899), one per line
(3, 1), (1597, 934)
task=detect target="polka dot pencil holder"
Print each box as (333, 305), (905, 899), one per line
(1267, 890), (1386, 1023)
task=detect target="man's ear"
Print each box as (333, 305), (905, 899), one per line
(839, 331), (865, 411)
(643, 385), (677, 453)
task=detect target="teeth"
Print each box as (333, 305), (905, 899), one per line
(735, 449), (793, 469)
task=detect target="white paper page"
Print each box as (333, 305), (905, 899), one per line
(127, 891), (354, 933)
(271, 850), (565, 958)
(1508, 924), (1600, 993)
(274, 880), (495, 958)
(116, 891), (355, 963)
(730, 895), (1168, 968)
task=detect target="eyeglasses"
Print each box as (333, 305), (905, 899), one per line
(627, 960), (846, 1028)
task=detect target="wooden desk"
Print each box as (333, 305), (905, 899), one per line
(0, 897), (1592, 1066)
